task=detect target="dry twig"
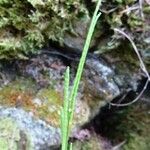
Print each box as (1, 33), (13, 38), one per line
(139, 0), (144, 19)
(110, 28), (150, 107)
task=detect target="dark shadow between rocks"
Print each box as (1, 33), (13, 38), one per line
(81, 76), (150, 146)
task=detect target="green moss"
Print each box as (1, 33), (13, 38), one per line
(72, 134), (103, 150)
(127, 14), (143, 30)
(0, 77), (63, 126)
(0, 139), (8, 150)
(121, 105), (150, 150)
(36, 88), (90, 128)
(0, 117), (32, 150)
(143, 4), (150, 13)
(93, 0), (150, 56)
(0, 0), (88, 59)
(123, 135), (150, 150)
(0, 76), (89, 128)
(101, 104), (150, 150)
(103, 0), (144, 30)
(36, 88), (63, 127)
(0, 117), (20, 150)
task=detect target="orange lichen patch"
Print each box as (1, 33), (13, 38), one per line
(0, 77), (89, 128)
(0, 88), (35, 110)
(0, 78), (37, 110)
(0, 77), (64, 127)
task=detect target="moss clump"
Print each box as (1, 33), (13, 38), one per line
(0, 117), (19, 150)
(36, 88), (63, 127)
(0, 117), (32, 150)
(93, 0), (150, 59)
(101, 104), (150, 150)
(36, 88), (90, 128)
(0, 0), (87, 59)
(101, 0), (143, 29)
(121, 105), (150, 150)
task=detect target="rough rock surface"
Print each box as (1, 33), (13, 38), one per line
(0, 108), (60, 150)
(0, 51), (122, 149)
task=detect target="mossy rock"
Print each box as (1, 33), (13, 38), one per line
(0, 76), (90, 129)
(0, 117), (32, 150)
(0, 0), (88, 59)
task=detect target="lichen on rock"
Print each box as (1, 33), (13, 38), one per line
(0, 117), (32, 150)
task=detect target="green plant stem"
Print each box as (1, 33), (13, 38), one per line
(61, 1), (102, 149)
(61, 67), (70, 150)
(69, 0), (102, 126)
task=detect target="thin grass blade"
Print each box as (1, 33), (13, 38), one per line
(69, 0), (102, 124)
(61, 67), (70, 150)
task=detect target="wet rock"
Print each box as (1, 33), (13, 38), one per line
(2, 51), (121, 119)
(0, 52), (122, 149)
(0, 74), (90, 149)
(0, 76), (90, 128)
(0, 107), (60, 150)
(63, 16), (90, 51)
(63, 14), (101, 52)
(84, 58), (120, 99)
(101, 45), (143, 93)
(82, 57), (120, 117)
(18, 52), (121, 117)
(17, 54), (66, 89)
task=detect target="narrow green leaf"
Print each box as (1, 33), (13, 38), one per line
(61, 67), (70, 150)
(69, 143), (73, 150)
(61, 1), (102, 150)
(69, 0), (102, 124)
